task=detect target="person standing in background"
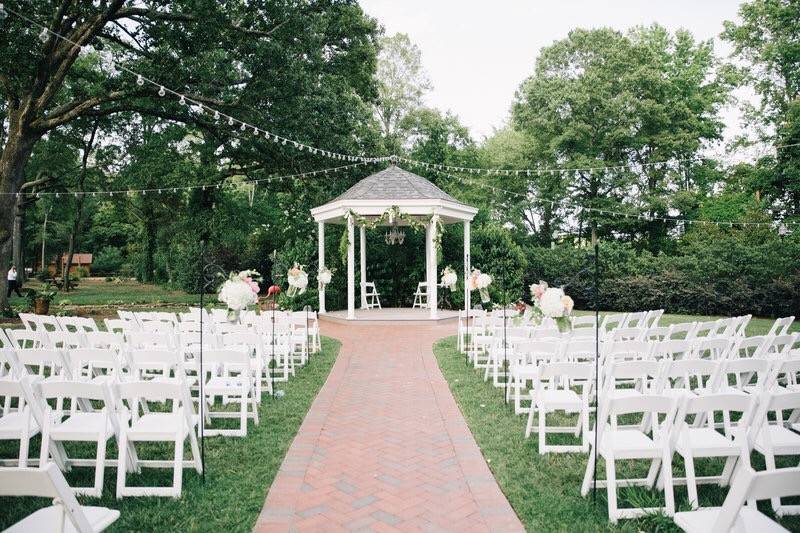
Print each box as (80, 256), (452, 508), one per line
(6, 266), (23, 298)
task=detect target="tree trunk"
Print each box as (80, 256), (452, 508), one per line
(0, 127), (38, 310)
(63, 123), (98, 292)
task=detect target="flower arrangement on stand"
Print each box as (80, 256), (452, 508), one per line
(529, 280), (574, 331)
(286, 263), (308, 298)
(217, 269), (261, 322)
(440, 266), (458, 292)
(317, 266), (334, 291)
(469, 268), (493, 308)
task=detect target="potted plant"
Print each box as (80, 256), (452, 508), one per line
(26, 283), (58, 315)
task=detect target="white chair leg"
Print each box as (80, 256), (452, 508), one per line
(663, 449), (676, 517)
(94, 437), (107, 498)
(684, 452), (699, 509)
(538, 405), (547, 455)
(606, 456), (618, 524)
(525, 404), (535, 438)
(116, 431), (128, 499)
(580, 451), (596, 497)
(172, 432), (183, 498)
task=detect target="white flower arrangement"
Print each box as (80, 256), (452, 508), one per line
(287, 263), (309, 297)
(529, 280), (575, 330)
(318, 266), (334, 290)
(218, 270), (261, 319)
(440, 266), (457, 292)
(469, 268), (492, 303)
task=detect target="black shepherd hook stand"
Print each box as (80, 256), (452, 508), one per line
(592, 238), (600, 502)
(198, 240), (226, 484)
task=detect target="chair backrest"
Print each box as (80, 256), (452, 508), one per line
(667, 321), (697, 340)
(38, 379), (111, 406)
(563, 338), (597, 361)
(765, 359), (800, 391)
(600, 394), (675, 439)
(720, 358), (772, 393)
(17, 312), (40, 331)
(47, 331), (85, 351)
(600, 313), (627, 332)
(603, 360), (661, 393)
(84, 331), (124, 350)
(416, 282), (427, 292)
(761, 333), (798, 358)
(658, 359), (720, 393)
(57, 316), (98, 334)
(622, 311), (648, 329)
(117, 309), (140, 325)
(711, 467), (800, 533)
(202, 348), (251, 371)
(722, 315), (751, 338)
(767, 316), (795, 337)
(602, 339), (651, 363)
(140, 320), (176, 335)
(35, 314), (63, 333)
(0, 463), (95, 533)
(8, 328), (50, 350)
(128, 348), (183, 379)
(673, 392), (756, 442)
(651, 339), (694, 361)
(644, 326), (670, 342)
(692, 337), (732, 360)
(538, 361), (594, 383)
(221, 332), (263, 355)
(103, 318), (132, 334)
(693, 319), (722, 338)
(70, 348), (125, 381)
(515, 340), (561, 364)
(14, 348), (71, 379)
(643, 309), (664, 328)
(608, 327), (644, 342)
(365, 282), (377, 293)
(126, 330), (176, 350)
(730, 335), (768, 359)
(571, 315), (597, 329)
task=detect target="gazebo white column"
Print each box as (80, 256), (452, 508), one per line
(464, 220), (471, 313)
(359, 225), (367, 309)
(318, 221), (326, 313)
(426, 219), (438, 319)
(347, 214), (355, 319)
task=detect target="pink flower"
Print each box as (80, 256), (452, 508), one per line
(267, 285), (281, 297)
(248, 280), (260, 294)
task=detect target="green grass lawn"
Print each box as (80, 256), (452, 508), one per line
(7, 278), (199, 308)
(433, 335), (800, 532)
(0, 338), (340, 532)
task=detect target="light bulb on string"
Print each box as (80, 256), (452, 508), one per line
(228, 117), (234, 126)
(158, 86), (165, 97)
(136, 75), (144, 86)
(179, 95), (186, 105)
(38, 28), (49, 43)
(240, 122), (246, 131)
(213, 111), (220, 120)
(0, 4), (8, 20)
(253, 126), (259, 135)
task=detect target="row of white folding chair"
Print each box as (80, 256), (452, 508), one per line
(19, 313), (100, 335)
(581, 388), (800, 524)
(0, 374), (202, 499)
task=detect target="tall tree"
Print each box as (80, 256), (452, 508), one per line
(0, 0), (381, 309)
(373, 33), (431, 151)
(723, 0), (800, 218)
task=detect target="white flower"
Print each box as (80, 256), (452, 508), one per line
(218, 279), (258, 311)
(440, 266), (457, 290)
(476, 273), (492, 289)
(289, 270), (309, 290)
(539, 287), (566, 318)
(318, 270), (332, 285)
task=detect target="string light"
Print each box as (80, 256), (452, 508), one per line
(136, 74), (144, 86)
(38, 27), (48, 43)
(179, 95), (186, 106)
(158, 86), (165, 97)
(213, 111), (220, 120)
(0, 4), (8, 20)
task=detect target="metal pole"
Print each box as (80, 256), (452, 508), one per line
(198, 243), (206, 484)
(593, 237), (599, 501)
(271, 299), (276, 397)
(503, 291), (508, 407)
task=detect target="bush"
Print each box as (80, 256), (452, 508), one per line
(92, 246), (125, 275)
(524, 232), (800, 318)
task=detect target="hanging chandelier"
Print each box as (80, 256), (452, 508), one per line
(385, 226), (405, 245)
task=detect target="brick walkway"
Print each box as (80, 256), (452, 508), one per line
(254, 322), (523, 533)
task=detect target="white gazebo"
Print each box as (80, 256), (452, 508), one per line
(311, 165), (478, 320)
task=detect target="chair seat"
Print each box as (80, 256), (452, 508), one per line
(535, 389), (582, 410)
(50, 413), (114, 440)
(0, 412), (40, 437)
(673, 507), (788, 533)
(596, 428), (664, 458)
(128, 413), (195, 440)
(676, 428), (742, 457)
(754, 425), (800, 454)
(205, 376), (250, 394)
(5, 504), (121, 533)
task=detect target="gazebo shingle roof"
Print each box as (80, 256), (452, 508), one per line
(331, 165), (461, 204)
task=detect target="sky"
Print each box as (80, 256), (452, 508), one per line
(358, 0), (747, 142)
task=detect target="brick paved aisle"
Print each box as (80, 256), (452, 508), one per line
(254, 322), (524, 533)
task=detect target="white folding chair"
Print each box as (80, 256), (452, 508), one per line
(7, 328), (50, 350)
(667, 393), (756, 509)
(36, 314), (64, 333)
(221, 331), (270, 399)
(600, 312), (627, 333)
(651, 339), (694, 361)
(363, 281), (382, 309)
(71, 348), (126, 384)
(0, 463), (120, 532)
(38, 380), (124, 497)
(571, 315), (598, 329)
(412, 282), (428, 309)
(115, 380), (202, 498)
(0, 376), (44, 467)
(730, 335), (768, 359)
(202, 348), (259, 437)
(767, 316), (795, 338)
(667, 321), (698, 340)
(17, 312), (40, 331)
(692, 337), (732, 361)
(581, 394), (677, 523)
(526, 361), (593, 454)
(510, 340), (560, 414)
(674, 466), (800, 533)
(644, 309), (664, 328)
(103, 318), (134, 334)
(622, 311), (648, 329)
(750, 391), (800, 516)
(84, 331), (125, 351)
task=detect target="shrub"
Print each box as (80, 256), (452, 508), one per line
(92, 246), (125, 275)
